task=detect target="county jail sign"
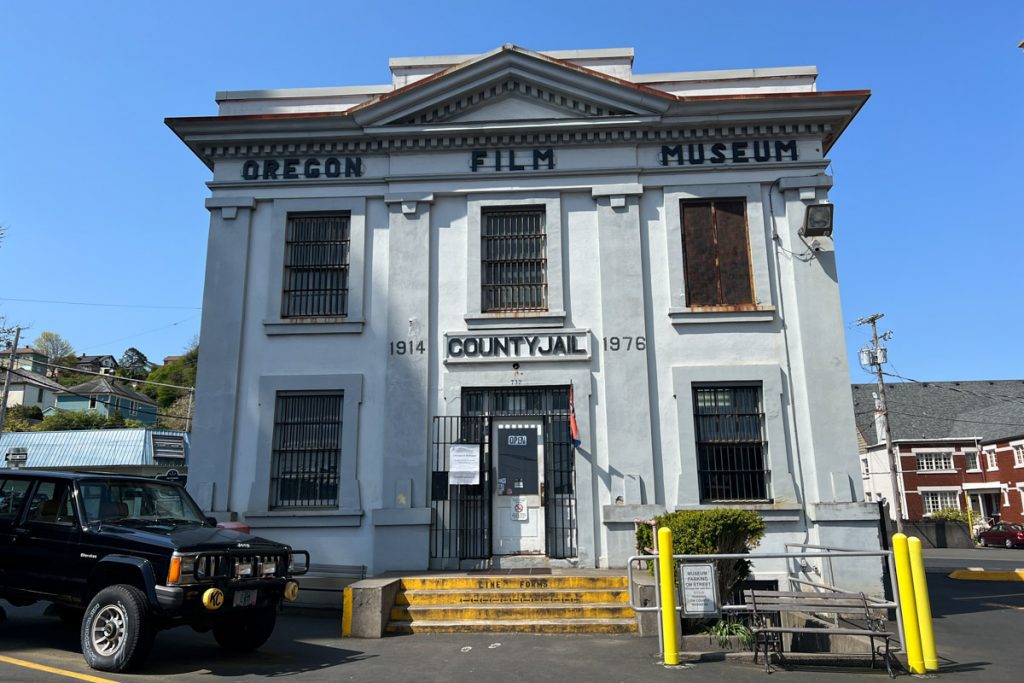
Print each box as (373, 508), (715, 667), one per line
(444, 330), (591, 364)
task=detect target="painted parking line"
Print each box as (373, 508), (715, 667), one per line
(948, 569), (1024, 581)
(982, 602), (1024, 611)
(0, 655), (117, 683)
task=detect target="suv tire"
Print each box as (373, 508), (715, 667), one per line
(212, 606), (277, 652)
(80, 585), (155, 673)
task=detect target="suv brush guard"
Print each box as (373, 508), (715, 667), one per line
(192, 549), (310, 581)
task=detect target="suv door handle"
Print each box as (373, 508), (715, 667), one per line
(12, 527), (30, 542)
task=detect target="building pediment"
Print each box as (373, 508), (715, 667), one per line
(348, 45), (672, 128)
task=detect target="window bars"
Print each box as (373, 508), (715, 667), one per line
(282, 213), (351, 318)
(693, 386), (771, 503)
(270, 392), (343, 509)
(481, 207), (548, 312)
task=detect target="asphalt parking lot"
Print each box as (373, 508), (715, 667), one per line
(1, 547), (1022, 682)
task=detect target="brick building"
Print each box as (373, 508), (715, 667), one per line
(854, 380), (1024, 529)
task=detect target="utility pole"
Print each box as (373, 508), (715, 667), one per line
(0, 326), (23, 433)
(857, 314), (904, 533)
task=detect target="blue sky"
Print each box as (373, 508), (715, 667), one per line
(1, 1), (1021, 381)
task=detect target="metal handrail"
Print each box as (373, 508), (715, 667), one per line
(626, 548), (904, 653)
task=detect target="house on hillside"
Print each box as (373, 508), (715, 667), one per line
(4, 347), (50, 375)
(50, 377), (159, 425)
(169, 45), (878, 587)
(0, 367), (63, 412)
(854, 380), (1024, 528)
(75, 354), (119, 376)
(0, 428), (188, 479)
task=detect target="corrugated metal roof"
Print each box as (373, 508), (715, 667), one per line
(0, 429), (189, 470)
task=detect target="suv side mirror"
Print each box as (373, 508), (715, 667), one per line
(205, 516), (218, 527)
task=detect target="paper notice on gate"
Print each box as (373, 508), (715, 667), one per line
(449, 444), (480, 485)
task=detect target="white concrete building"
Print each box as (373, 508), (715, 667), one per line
(169, 46), (880, 589)
(0, 367), (62, 413)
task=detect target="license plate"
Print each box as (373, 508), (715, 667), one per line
(232, 589), (257, 607)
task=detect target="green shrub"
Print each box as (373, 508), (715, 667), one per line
(929, 508), (969, 524)
(702, 618), (754, 648)
(636, 508), (767, 608)
(7, 404), (43, 421)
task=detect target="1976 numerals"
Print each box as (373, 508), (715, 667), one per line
(603, 336), (646, 351)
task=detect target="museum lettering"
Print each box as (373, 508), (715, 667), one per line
(659, 139), (798, 166)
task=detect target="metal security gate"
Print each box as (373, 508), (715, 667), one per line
(429, 415), (491, 562)
(542, 411), (577, 559)
(464, 386), (578, 559)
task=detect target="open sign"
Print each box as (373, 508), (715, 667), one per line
(507, 435), (528, 446)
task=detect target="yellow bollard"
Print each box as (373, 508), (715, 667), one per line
(893, 533), (924, 674)
(908, 537), (938, 671)
(658, 527), (679, 665)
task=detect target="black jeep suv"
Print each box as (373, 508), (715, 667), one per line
(0, 470), (309, 672)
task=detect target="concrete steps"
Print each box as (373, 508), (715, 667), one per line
(385, 573), (637, 635)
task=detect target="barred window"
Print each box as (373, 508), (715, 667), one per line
(681, 199), (754, 307)
(481, 207), (547, 312)
(693, 385), (770, 502)
(270, 392), (343, 509)
(922, 491), (960, 515)
(916, 451), (954, 471)
(282, 213), (350, 318)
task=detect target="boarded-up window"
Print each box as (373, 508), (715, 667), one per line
(481, 207), (547, 312)
(681, 199), (753, 307)
(282, 213), (350, 318)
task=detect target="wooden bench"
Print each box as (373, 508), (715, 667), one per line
(743, 589), (897, 677)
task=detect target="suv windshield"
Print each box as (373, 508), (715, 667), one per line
(78, 480), (207, 526)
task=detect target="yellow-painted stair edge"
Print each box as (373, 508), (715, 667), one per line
(399, 576), (629, 590)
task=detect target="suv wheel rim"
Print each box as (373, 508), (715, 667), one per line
(91, 605), (128, 656)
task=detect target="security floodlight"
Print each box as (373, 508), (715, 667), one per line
(802, 203), (834, 238)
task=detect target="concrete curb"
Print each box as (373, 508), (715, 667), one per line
(948, 569), (1024, 581)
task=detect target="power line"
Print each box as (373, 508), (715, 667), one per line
(880, 371), (1024, 408)
(854, 406), (1024, 430)
(2, 366), (192, 426)
(0, 297), (200, 310)
(78, 315), (199, 352)
(885, 410), (1024, 430)
(35, 361), (194, 392)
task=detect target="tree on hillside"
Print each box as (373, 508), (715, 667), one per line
(118, 347), (152, 380)
(145, 339), (198, 408)
(32, 331), (76, 367)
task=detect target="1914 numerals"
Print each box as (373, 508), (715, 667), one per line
(603, 336), (646, 351)
(390, 341), (425, 355)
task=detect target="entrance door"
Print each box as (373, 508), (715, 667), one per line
(492, 419), (545, 555)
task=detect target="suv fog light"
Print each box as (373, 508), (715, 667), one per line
(235, 561), (253, 578)
(202, 588), (225, 610)
(284, 581), (300, 602)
